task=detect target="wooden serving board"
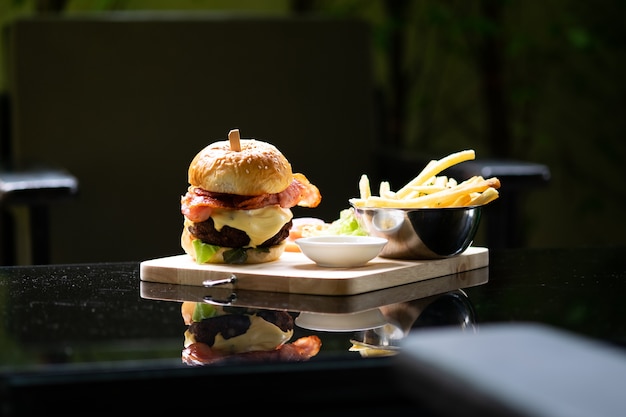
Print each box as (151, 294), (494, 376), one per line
(140, 266), (488, 314)
(140, 246), (489, 296)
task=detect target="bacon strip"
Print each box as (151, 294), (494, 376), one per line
(292, 173), (322, 208)
(181, 174), (321, 223)
(182, 335), (322, 366)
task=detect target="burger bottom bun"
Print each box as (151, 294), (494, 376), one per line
(181, 226), (286, 264)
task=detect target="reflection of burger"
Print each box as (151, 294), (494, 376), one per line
(181, 129), (322, 264)
(181, 302), (321, 365)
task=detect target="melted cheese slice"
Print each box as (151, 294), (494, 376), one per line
(210, 206), (293, 247)
(183, 315), (293, 353)
(212, 315), (293, 353)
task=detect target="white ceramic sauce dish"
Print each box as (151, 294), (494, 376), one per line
(295, 235), (388, 268)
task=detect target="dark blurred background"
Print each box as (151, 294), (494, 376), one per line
(1, 0), (625, 264)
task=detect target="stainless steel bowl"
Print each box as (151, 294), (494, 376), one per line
(351, 205), (482, 259)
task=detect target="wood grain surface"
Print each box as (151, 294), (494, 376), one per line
(140, 247), (488, 296)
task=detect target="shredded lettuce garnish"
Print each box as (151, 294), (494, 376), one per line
(325, 208), (368, 236)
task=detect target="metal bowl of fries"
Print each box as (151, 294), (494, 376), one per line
(349, 149), (500, 259)
(351, 205), (482, 260)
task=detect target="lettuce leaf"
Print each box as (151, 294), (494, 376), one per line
(192, 302), (218, 322)
(192, 239), (219, 264)
(325, 208), (368, 236)
(192, 239), (270, 264)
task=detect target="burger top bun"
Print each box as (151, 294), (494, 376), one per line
(188, 130), (293, 195)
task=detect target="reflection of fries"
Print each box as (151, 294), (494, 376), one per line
(351, 150), (500, 208)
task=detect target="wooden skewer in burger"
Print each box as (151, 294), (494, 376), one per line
(181, 129), (322, 264)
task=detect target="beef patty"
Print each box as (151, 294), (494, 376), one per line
(188, 217), (292, 248)
(189, 308), (294, 347)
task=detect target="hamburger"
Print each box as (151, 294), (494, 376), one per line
(181, 301), (322, 365)
(180, 129), (321, 264)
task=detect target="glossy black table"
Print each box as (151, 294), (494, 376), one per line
(1, 247), (625, 416)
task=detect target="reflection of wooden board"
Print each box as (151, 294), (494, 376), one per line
(140, 266), (488, 314)
(140, 247), (488, 296)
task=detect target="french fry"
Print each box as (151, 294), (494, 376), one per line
(359, 174), (371, 200)
(434, 176), (448, 187)
(379, 181), (393, 198)
(350, 150), (501, 209)
(350, 176), (500, 208)
(451, 193), (472, 207)
(395, 149), (475, 198)
(459, 175), (484, 185)
(406, 185), (448, 194)
(469, 187), (499, 206)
